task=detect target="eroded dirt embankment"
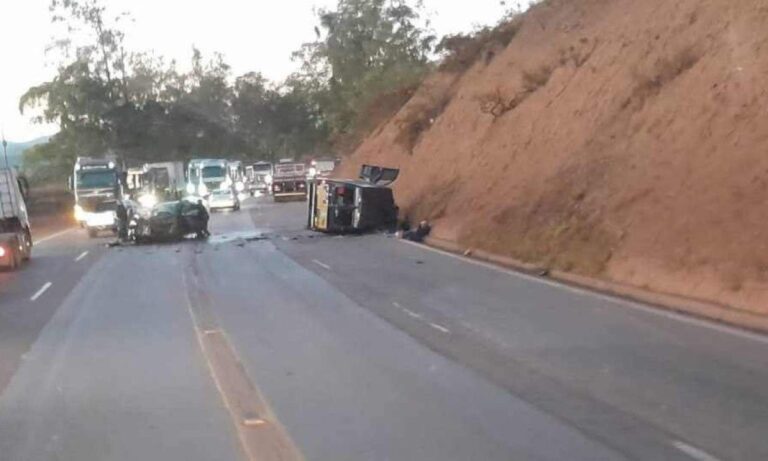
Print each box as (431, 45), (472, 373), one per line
(338, 0), (768, 314)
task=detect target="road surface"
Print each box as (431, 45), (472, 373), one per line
(1, 196), (767, 461)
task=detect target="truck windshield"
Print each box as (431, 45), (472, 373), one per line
(148, 168), (170, 189)
(254, 164), (272, 173)
(77, 170), (117, 189)
(202, 166), (226, 179)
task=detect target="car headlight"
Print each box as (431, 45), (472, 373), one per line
(186, 183), (196, 194)
(138, 194), (158, 209)
(74, 205), (85, 221)
(235, 181), (245, 192)
(199, 183), (208, 195)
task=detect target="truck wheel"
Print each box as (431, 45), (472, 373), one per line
(21, 230), (31, 261)
(87, 228), (98, 238)
(7, 245), (19, 270)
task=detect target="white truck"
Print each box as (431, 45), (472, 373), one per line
(186, 159), (240, 210)
(246, 162), (273, 195)
(71, 157), (123, 238)
(186, 158), (220, 197)
(137, 161), (186, 208)
(0, 167), (32, 269)
(227, 161), (247, 194)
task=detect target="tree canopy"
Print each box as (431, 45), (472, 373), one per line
(20, 0), (437, 183)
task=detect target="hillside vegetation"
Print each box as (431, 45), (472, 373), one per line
(338, 0), (768, 314)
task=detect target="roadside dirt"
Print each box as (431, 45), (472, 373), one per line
(337, 0), (768, 315)
(27, 186), (76, 238)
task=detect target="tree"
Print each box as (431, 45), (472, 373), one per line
(292, 0), (435, 141)
(232, 73), (328, 161)
(19, 0), (437, 184)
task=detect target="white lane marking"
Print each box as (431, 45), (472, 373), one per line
(399, 240), (768, 345)
(34, 228), (76, 245)
(30, 282), (52, 301)
(393, 301), (423, 319)
(312, 259), (332, 270)
(672, 441), (721, 461)
(74, 251), (89, 262)
(404, 309), (423, 319)
(429, 323), (451, 334)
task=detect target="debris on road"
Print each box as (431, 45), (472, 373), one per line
(245, 236), (269, 242)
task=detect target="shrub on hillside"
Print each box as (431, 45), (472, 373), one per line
(437, 18), (523, 73)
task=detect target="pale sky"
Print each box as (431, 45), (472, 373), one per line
(1, 0), (522, 142)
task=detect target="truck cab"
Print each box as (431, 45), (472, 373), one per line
(186, 159), (231, 197)
(246, 162), (273, 195)
(72, 157), (123, 238)
(0, 167), (32, 269)
(139, 161), (186, 208)
(227, 161), (246, 194)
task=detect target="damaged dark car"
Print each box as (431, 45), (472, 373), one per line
(131, 199), (209, 243)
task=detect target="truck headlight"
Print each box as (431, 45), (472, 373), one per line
(199, 183), (208, 195)
(265, 174), (273, 185)
(308, 167), (317, 178)
(74, 205), (85, 221)
(235, 181), (245, 192)
(138, 194), (158, 209)
(186, 183), (196, 194)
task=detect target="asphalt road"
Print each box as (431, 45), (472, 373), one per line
(1, 196), (768, 461)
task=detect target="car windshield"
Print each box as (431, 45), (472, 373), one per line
(77, 170), (117, 189)
(153, 201), (179, 215)
(202, 166), (226, 179)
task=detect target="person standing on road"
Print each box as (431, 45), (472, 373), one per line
(116, 199), (129, 242)
(197, 200), (210, 238)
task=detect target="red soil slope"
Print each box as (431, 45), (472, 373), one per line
(338, 0), (768, 315)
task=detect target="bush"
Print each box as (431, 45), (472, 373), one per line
(627, 47), (701, 111)
(395, 93), (452, 152)
(521, 65), (554, 92)
(437, 18), (523, 73)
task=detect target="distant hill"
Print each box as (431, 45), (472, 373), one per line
(2, 136), (50, 167)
